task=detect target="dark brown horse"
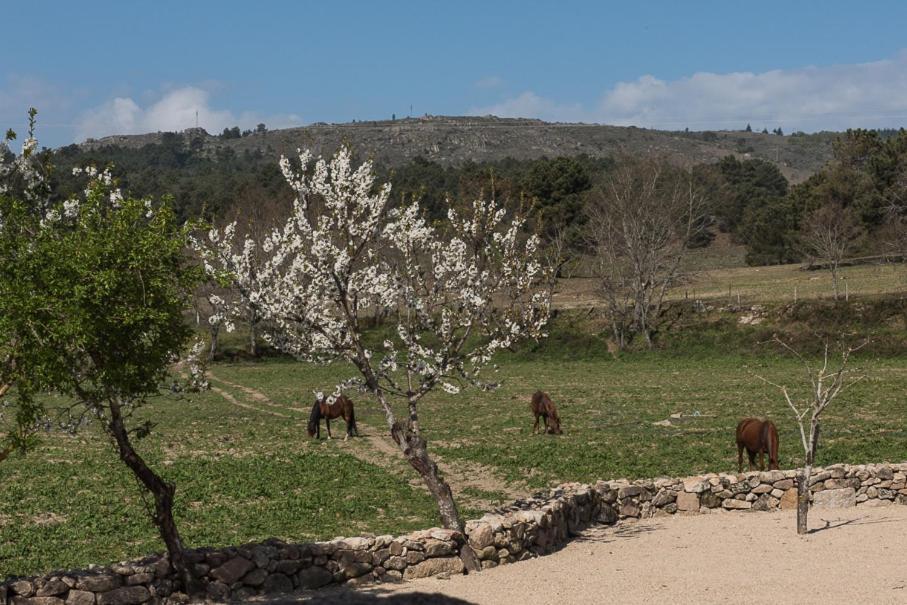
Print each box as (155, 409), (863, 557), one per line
(531, 391), (562, 435)
(736, 417), (779, 472)
(308, 394), (358, 440)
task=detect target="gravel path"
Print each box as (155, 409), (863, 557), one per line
(271, 505), (907, 605)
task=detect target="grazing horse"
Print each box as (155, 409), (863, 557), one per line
(530, 391), (563, 435)
(307, 394), (358, 440)
(736, 417), (779, 472)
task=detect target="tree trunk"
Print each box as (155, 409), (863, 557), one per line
(797, 464), (811, 535)
(107, 398), (195, 593)
(208, 325), (219, 362)
(390, 420), (463, 531)
(248, 312), (257, 357)
(831, 265), (839, 300)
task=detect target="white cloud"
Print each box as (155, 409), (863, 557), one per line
(76, 86), (302, 141)
(471, 51), (907, 132)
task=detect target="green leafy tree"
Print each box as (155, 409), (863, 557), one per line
(47, 178), (203, 590)
(2, 114), (204, 589)
(739, 196), (801, 265)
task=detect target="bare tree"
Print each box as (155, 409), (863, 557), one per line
(586, 157), (706, 348)
(756, 338), (865, 535)
(800, 203), (862, 300)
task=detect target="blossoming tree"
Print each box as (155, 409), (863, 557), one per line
(192, 221), (265, 358)
(203, 147), (551, 532)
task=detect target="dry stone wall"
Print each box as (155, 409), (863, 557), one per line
(4, 462), (906, 604)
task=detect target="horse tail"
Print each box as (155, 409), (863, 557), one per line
(347, 400), (358, 436)
(769, 423), (779, 460)
(307, 400), (321, 437)
(765, 420), (780, 468)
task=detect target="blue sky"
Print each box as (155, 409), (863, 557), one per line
(3, 1), (907, 147)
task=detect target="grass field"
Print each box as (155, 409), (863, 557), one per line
(3, 341), (907, 578)
(557, 260), (907, 309)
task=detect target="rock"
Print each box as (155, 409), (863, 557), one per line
(10, 582), (36, 597)
(211, 557), (254, 585)
(770, 488), (785, 498)
(76, 577), (120, 594)
(12, 598), (65, 605)
(751, 494), (774, 511)
(123, 574), (152, 588)
(384, 556), (407, 571)
(780, 488), (799, 510)
(152, 559), (170, 580)
(424, 539), (454, 557)
(388, 541), (404, 556)
(651, 490), (676, 507)
(682, 478), (710, 494)
(36, 581), (68, 597)
(759, 471), (786, 483)
(96, 587), (150, 605)
(205, 581), (230, 602)
(467, 523), (494, 550)
(341, 560), (372, 580)
(675, 492), (700, 512)
(403, 557), (465, 580)
(241, 568), (268, 587)
(700, 492), (722, 508)
(722, 499), (752, 510)
(856, 494), (869, 503)
(475, 545), (497, 561)
(598, 503), (618, 524)
(617, 485), (645, 499)
(813, 487), (856, 509)
(751, 484), (773, 495)
(405, 549), (426, 566)
(297, 567), (334, 589)
(773, 479), (794, 490)
(262, 573), (293, 594)
(862, 498), (892, 508)
(65, 591), (95, 605)
(341, 537), (371, 550)
(273, 560), (301, 576)
(619, 501), (640, 518)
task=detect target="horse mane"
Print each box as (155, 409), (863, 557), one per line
(307, 399), (321, 436)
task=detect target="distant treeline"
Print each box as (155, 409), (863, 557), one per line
(41, 127), (907, 266)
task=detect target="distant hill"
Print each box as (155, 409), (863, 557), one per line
(76, 116), (837, 184)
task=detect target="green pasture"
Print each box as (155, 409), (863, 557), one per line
(3, 344), (907, 578)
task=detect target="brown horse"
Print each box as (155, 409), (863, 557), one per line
(736, 417), (779, 472)
(307, 394), (358, 440)
(531, 391), (562, 435)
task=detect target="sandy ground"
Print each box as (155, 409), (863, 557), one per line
(260, 505), (907, 605)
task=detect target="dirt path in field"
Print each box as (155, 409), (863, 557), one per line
(350, 419), (530, 510)
(264, 505), (907, 605)
(209, 384), (291, 418)
(206, 371), (529, 509)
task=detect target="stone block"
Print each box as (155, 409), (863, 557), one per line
(402, 557), (464, 580)
(96, 587), (150, 605)
(813, 487), (856, 509)
(675, 492), (700, 512)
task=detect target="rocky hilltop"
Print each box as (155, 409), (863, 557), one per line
(79, 116), (836, 183)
